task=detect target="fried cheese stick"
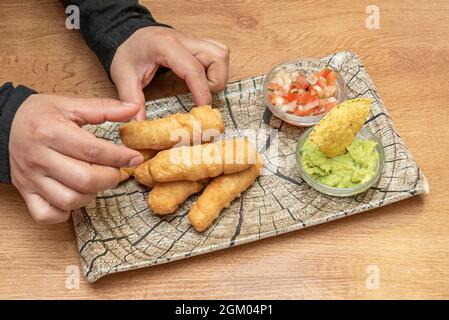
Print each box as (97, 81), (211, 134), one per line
(132, 159), (156, 187)
(188, 155), (263, 232)
(119, 167), (134, 182)
(149, 138), (257, 182)
(119, 105), (224, 150)
(147, 179), (209, 215)
(119, 149), (158, 183)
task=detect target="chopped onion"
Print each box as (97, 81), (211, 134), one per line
(303, 100), (319, 111)
(286, 101), (296, 111)
(313, 85), (323, 93)
(323, 85), (336, 98)
(306, 74), (316, 85)
(280, 101), (296, 112)
(274, 96), (284, 107)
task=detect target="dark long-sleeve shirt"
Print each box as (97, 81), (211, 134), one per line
(0, 0), (167, 184)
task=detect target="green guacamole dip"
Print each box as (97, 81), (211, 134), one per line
(300, 138), (379, 188)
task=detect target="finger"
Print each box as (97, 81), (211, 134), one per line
(36, 176), (97, 211)
(193, 50), (229, 92)
(113, 68), (149, 121)
(118, 83), (147, 121)
(203, 38), (230, 52)
(40, 148), (120, 193)
(21, 191), (70, 224)
(63, 97), (142, 125)
(182, 39), (230, 91)
(158, 40), (212, 106)
(201, 39), (230, 91)
(46, 121), (144, 168)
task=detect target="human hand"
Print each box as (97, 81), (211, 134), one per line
(110, 26), (230, 120)
(9, 94), (144, 224)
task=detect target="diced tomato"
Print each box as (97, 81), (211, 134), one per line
(315, 79), (327, 89)
(325, 71), (337, 86)
(303, 93), (319, 105)
(312, 106), (322, 115)
(320, 68), (332, 79)
(302, 109), (314, 117)
(285, 92), (299, 103)
(295, 75), (309, 90)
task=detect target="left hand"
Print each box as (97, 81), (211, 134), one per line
(110, 26), (230, 120)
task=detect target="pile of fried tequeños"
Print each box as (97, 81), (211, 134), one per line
(119, 105), (263, 232)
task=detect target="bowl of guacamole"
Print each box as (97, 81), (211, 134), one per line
(296, 127), (385, 196)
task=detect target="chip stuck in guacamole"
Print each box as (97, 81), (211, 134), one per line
(309, 98), (371, 157)
(300, 138), (379, 188)
(298, 97), (382, 192)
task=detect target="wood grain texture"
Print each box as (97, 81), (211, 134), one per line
(0, 0), (448, 299)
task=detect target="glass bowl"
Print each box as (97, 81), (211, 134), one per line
(296, 127), (385, 197)
(263, 58), (346, 127)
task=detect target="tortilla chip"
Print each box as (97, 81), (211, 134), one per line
(309, 98), (371, 157)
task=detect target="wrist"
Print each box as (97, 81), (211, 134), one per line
(0, 83), (37, 184)
(110, 25), (174, 85)
(107, 22), (173, 81)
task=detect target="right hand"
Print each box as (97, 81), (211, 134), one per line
(9, 94), (145, 224)
(110, 26), (230, 120)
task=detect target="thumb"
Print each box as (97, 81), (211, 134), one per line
(115, 74), (147, 121)
(64, 98), (141, 126)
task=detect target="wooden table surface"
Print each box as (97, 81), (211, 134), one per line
(1, 0), (448, 299)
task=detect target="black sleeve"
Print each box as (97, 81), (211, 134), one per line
(61, 0), (171, 78)
(0, 83), (36, 184)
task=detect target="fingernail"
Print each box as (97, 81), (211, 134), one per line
(128, 155), (144, 167)
(121, 101), (140, 108)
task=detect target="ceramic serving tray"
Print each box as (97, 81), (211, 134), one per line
(73, 51), (428, 282)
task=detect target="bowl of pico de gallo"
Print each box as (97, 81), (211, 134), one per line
(263, 58), (346, 126)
